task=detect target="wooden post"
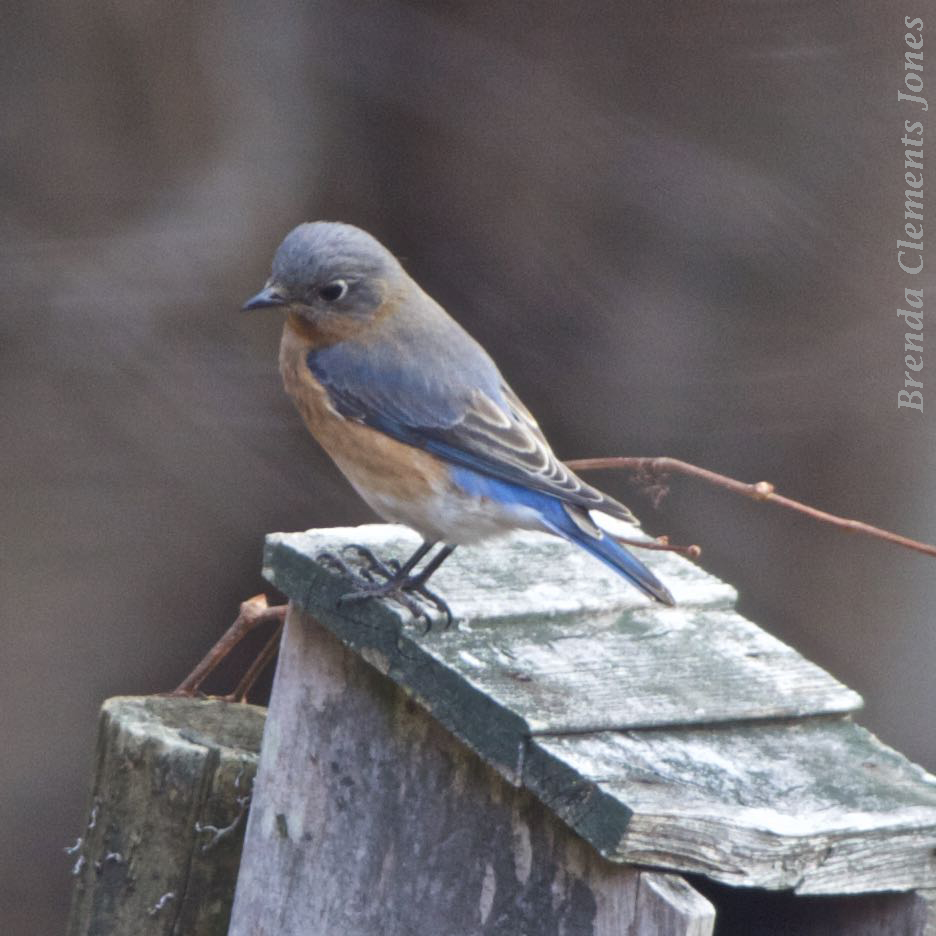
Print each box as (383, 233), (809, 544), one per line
(228, 605), (715, 935)
(67, 696), (265, 936)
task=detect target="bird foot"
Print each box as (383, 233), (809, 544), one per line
(316, 546), (453, 631)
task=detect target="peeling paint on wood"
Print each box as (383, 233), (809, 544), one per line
(67, 696), (266, 936)
(530, 721), (936, 893)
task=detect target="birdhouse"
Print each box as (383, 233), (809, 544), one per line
(224, 525), (936, 935)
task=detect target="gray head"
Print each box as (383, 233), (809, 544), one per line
(243, 221), (405, 321)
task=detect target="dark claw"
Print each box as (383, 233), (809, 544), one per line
(341, 544), (380, 564)
(315, 544), (453, 630)
(406, 581), (453, 630)
(315, 550), (356, 576)
(317, 551), (367, 582)
(340, 545), (395, 580)
(338, 585), (434, 630)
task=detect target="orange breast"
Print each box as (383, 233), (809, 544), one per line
(278, 317), (450, 513)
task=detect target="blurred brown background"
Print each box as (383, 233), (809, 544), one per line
(2, 1), (933, 932)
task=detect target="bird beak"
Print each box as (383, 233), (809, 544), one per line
(242, 285), (287, 311)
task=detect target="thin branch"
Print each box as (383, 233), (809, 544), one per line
(612, 534), (701, 559)
(173, 594), (287, 697)
(225, 621), (284, 703)
(569, 456), (936, 560)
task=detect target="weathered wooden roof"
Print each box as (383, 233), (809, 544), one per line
(263, 524), (936, 895)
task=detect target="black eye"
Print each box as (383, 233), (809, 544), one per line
(318, 279), (348, 302)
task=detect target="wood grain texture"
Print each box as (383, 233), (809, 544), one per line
(262, 527), (860, 773)
(635, 875), (715, 936)
(254, 523), (936, 910)
(66, 696), (265, 936)
(228, 607), (715, 936)
(530, 721), (936, 893)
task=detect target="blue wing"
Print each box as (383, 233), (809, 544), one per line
(306, 310), (637, 524)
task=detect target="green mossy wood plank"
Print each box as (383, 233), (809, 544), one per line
(259, 525), (936, 897)
(263, 527), (860, 760)
(528, 719), (936, 894)
(67, 696), (266, 936)
(265, 525), (738, 622)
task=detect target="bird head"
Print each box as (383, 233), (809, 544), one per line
(243, 222), (404, 331)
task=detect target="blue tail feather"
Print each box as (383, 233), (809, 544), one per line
(540, 509), (675, 606)
(449, 468), (675, 606)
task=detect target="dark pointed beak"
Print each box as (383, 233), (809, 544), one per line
(242, 286), (287, 311)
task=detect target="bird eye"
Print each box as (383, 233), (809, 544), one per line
(318, 279), (348, 302)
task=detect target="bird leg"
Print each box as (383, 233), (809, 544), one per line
(316, 541), (456, 629)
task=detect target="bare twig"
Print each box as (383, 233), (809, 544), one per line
(225, 621), (284, 703)
(569, 456), (936, 560)
(173, 594), (287, 697)
(612, 534), (701, 560)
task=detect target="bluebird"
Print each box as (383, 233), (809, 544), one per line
(244, 222), (674, 623)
